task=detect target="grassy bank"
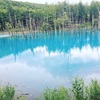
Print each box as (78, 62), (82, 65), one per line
(1, 78), (100, 100)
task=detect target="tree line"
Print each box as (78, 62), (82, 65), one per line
(0, 0), (100, 33)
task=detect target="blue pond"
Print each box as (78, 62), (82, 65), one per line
(0, 30), (100, 97)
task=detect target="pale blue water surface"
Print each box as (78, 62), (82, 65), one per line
(0, 30), (100, 97)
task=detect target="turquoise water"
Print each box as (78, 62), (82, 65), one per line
(0, 30), (100, 97)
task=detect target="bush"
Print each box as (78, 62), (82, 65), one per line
(72, 78), (84, 100)
(89, 80), (100, 100)
(0, 85), (15, 100)
(43, 78), (100, 100)
(43, 87), (70, 100)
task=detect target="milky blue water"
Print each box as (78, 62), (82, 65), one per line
(0, 30), (100, 97)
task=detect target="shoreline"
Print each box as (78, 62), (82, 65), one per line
(0, 28), (99, 37)
(1, 78), (100, 100)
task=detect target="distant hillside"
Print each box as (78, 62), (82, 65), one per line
(11, 1), (45, 9)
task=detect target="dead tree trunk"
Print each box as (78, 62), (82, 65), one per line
(30, 17), (32, 32)
(71, 13), (74, 29)
(29, 10), (32, 32)
(98, 11), (100, 30)
(9, 12), (13, 34)
(54, 22), (57, 33)
(62, 13), (64, 31)
(67, 0), (71, 29)
(92, 14), (94, 28)
(21, 20), (24, 34)
(14, 13), (17, 28)
(25, 15), (28, 31)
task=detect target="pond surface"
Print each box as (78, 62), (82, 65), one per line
(0, 30), (100, 98)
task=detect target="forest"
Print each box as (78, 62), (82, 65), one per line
(0, 0), (100, 33)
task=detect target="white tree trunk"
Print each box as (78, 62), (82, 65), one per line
(92, 14), (94, 28)
(98, 11), (100, 30)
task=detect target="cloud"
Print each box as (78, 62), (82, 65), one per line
(70, 45), (100, 63)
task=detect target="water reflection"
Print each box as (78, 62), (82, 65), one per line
(0, 30), (100, 58)
(0, 30), (100, 97)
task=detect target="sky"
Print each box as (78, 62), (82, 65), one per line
(13, 0), (100, 4)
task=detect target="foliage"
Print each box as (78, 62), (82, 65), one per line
(1, 79), (100, 100)
(72, 78), (84, 100)
(42, 78), (100, 100)
(0, 85), (15, 100)
(41, 22), (52, 31)
(0, 0), (100, 32)
(89, 80), (100, 100)
(43, 87), (70, 100)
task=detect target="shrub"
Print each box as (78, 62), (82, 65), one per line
(72, 77), (84, 100)
(89, 80), (100, 100)
(43, 87), (70, 100)
(0, 85), (15, 100)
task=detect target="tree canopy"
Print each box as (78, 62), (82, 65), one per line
(0, 0), (100, 32)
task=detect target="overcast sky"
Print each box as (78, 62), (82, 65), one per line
(13, 0), (100, 4)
